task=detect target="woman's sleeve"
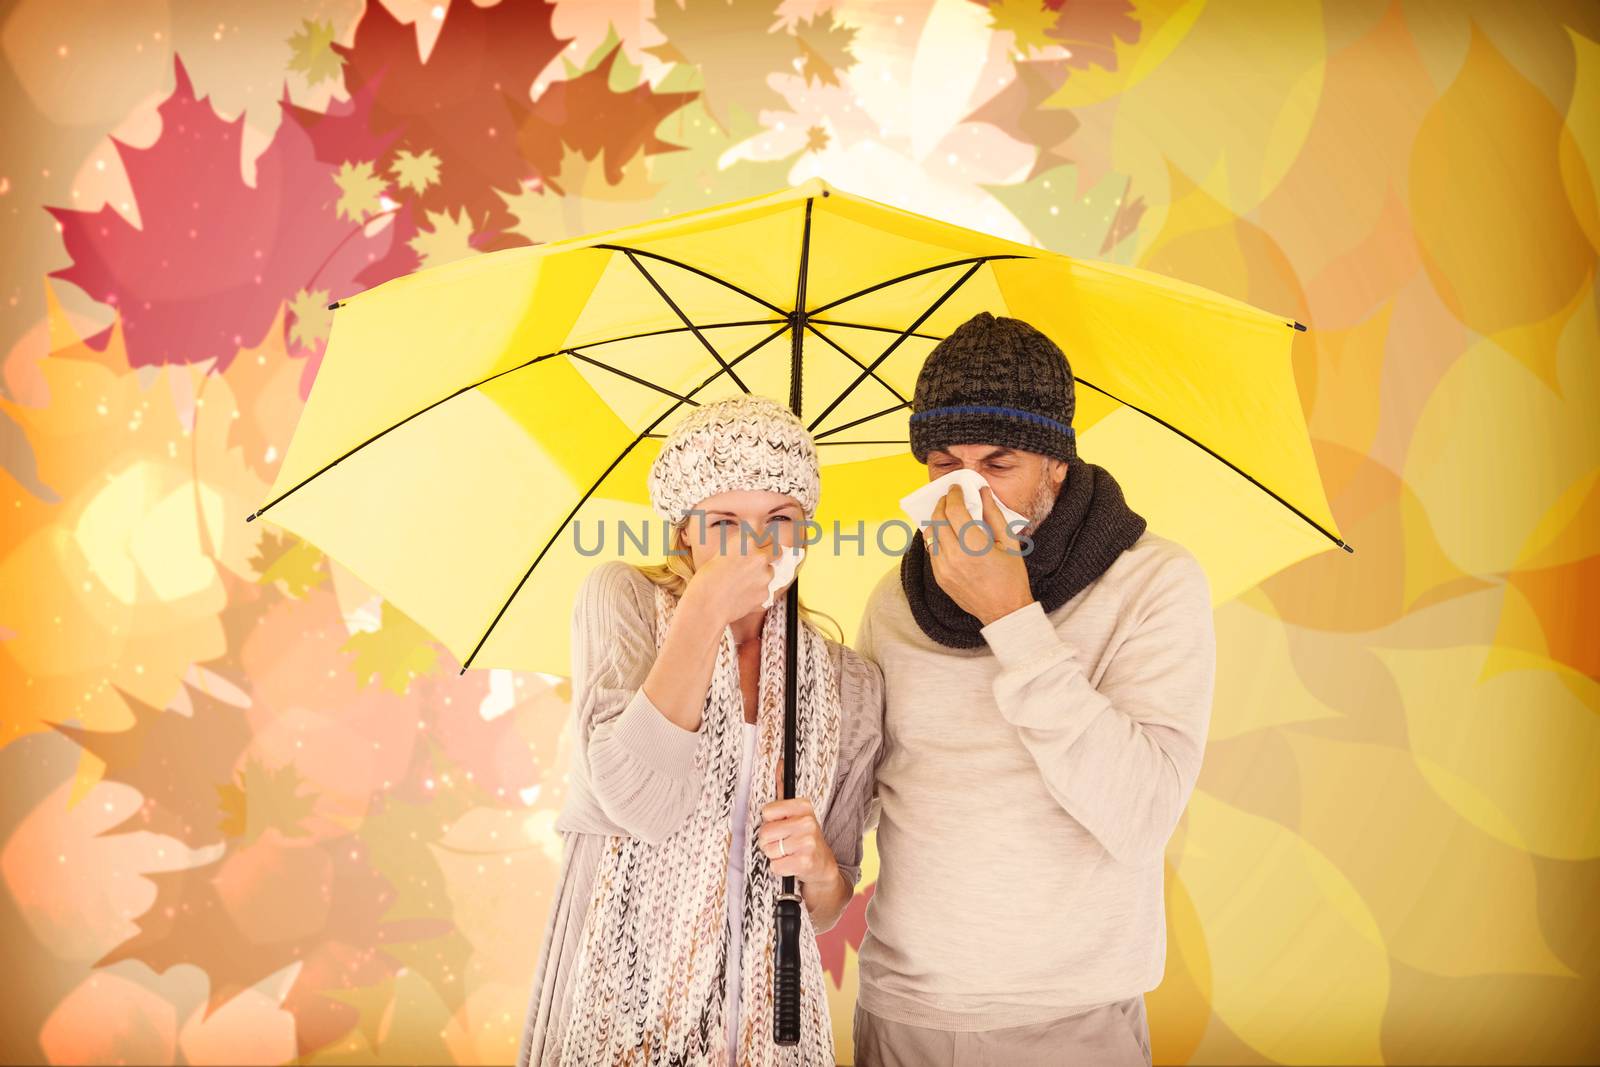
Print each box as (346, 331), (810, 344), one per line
(821, 645), (887, 889)
(572, 562), (706, 845)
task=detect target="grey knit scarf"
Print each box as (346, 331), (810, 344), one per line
(900, 459), (1148, 648)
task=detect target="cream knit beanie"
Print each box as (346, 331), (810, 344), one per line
(647, 395), (821, 524)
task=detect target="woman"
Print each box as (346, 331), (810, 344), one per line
(517, 395), (886, 1067)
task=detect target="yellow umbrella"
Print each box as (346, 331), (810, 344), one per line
(245, 175), (1351, 1045)
(246, 175), (1348, 680)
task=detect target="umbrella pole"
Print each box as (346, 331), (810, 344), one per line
(772, 576), (803, 1045)
(774, 194), (815, 1047)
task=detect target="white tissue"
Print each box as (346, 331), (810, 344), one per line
(899, 468), (1029, 536)
(761, 545), (806, 609)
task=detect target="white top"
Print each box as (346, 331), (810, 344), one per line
(723, 720), (758, 1064)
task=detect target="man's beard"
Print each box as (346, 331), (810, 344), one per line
(1020, 463), (1064, 535)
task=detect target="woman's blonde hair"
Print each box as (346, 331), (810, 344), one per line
(634, 518), (843, 644)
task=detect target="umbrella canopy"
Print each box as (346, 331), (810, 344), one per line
(247, 176), (1349, 677)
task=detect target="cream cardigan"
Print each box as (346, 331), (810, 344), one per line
(516, 560), (886, 1067)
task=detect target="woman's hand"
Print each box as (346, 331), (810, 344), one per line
(680, 533), (779, 627)
(641, 530), (780, 737)
(757, 759), (851, 930)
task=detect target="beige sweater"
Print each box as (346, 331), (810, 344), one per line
(853, 528), (1216, 1030)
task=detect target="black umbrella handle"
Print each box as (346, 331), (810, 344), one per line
(773, 578), (802, 1046)
(773, 891), (803, 1044)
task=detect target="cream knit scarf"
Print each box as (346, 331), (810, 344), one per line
(558, 580), (843, 1066)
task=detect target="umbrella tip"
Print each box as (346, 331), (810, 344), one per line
(327, 300), (343, 311)
(1340, 539), (1355, 554)
(1290, 320), (1307, 331)
(245, 510), (257, 522)
(457, 663), (468, 676)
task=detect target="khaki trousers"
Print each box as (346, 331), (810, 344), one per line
(852, 995), (1152, 1067)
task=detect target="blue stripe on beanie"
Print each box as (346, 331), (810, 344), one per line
(909, 404), (1076, 438)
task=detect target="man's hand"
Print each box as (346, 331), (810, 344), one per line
(926, 483), (1034, 625)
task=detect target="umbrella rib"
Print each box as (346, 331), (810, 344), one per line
(621, 249), (750, 394)
(244, 322), (785, 521)
(813, 438), (908, 446)
(811, 401), (910, 442)
(567, 350), (702, 407)
(595, 244), (787, 316)
(575, 318), (787, 351)
(807, 317), (942, 342)
(1072, 375), (1355, 554)
(639, 431), (912, 443)
(806, 254), (1027, 316)
(802, 309), (1344, 549)
(460, 322), (794, 672)
(806, 260), (985, 433)
(801, 321), (908, 407)
(245, 349), (568, 521)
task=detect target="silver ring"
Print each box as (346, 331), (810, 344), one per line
(778, 837), (787, 857)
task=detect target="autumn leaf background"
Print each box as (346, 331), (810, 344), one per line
(2, 0), (1597, 1063)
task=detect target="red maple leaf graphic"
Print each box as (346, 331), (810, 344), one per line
(327, 0), (573, 246)
(53, 683), (254, 851)
(816, 881), (875, 986)
(351, 197), (425, 291)
(282, 74), (406, 173)
(96, 827), (450, 1043)
(45, 56), (397, 372)
(279, 76), (426, 287)
(1040, 0), (1140, 72)
(510, 42), (697, 197)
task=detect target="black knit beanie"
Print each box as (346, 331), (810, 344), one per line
(909, 311), (1078, 464)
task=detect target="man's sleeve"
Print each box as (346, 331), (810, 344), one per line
(977, 553), (1216, 866)
(851, 584), (885, 834)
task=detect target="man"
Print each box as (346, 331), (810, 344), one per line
(850, 311), (1216, 1067)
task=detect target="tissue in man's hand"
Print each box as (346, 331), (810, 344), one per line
(899, 469), (1029, 535)
(762, 545), (805, 609)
